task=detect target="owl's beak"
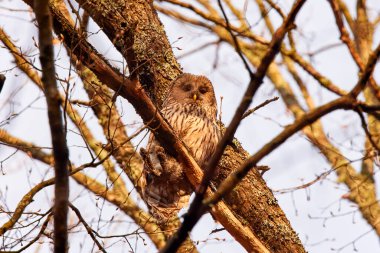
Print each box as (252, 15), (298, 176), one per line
(193, 93), (197, 101)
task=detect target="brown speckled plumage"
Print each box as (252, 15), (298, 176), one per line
(141, 73), (220, 222)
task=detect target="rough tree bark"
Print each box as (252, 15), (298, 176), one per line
(69, 0), (305, 252)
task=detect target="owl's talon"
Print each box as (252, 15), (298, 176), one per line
(140, 148), (156, 173)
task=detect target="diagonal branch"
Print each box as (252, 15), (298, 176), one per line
(69, 204), (107, 253)
(160, 1), (307, 252)
(207, 41), (380, 207)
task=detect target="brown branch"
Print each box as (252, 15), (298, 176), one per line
(160, 1), (307, 252)
(33, 1), (69, 252)
(336, 0), (355, 32)
(0, 177), (55, 237)
(242, 96), (279, 119)
(350, 42), (380, 97)
(283, 50), (347, 96)
(158, 0), (380, 242)
(357, 109), (380, 153)
(69, 204), (107, 253)
(206, 41), (380, 206)
(158, 1), (347, 97)
(328, 0), (380, 99)
(328, 0), (364, 67)
(0, 74), (5, 93)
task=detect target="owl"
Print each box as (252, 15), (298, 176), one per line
(140, 73), (220, 224)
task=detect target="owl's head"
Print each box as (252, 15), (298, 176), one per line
(166, 73), (217, 117)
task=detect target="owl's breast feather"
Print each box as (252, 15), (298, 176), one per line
(162, 103), (220, 166)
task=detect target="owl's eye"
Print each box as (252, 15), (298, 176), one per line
(199, 86), (208, 94)
(182, 83), (192, 92)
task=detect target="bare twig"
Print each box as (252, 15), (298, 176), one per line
(356, 109), (380, 153)
(1, 212), (53, 253)
(158, 1), (347, 97)
(0, 128), (164, 247)
(273, 154), (376, 194)
(177, 39), (222, 59)
(205, 41), (380, 207)
(242, 96), (279, 119)
(218, 0), (253, 75)
(69, 204), (107, 253)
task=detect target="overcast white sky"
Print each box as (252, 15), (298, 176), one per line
(1, 0), (380, 252)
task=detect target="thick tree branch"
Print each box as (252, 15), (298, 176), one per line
(161, 1), (307, 252)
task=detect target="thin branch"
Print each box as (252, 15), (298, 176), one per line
(336, 0), (355, 32)
(242, 96), (279, 119)
(34, 1), (69, 252)
(205, 41), (380, 206)
(177, 39), (222, 59)
(218, 0), (254, 75)
(158, 1), (347, 97)
(264, 0), (285, 18)
(2, 212), (53, 253)
(161, 0), (269, 45)
(350, 42), (380, 97)
(328, 0), (380, 99)
(356, 109), (380, 153)
(274, 154), (375, 194)
(69, 204), (107, 253)
(328, 0), (364, 67)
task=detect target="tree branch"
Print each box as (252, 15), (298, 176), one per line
(160, 1), (307, 252)
(33, 1), (69, 251)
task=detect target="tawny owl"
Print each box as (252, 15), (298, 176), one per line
(141, 73), (220, 223)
